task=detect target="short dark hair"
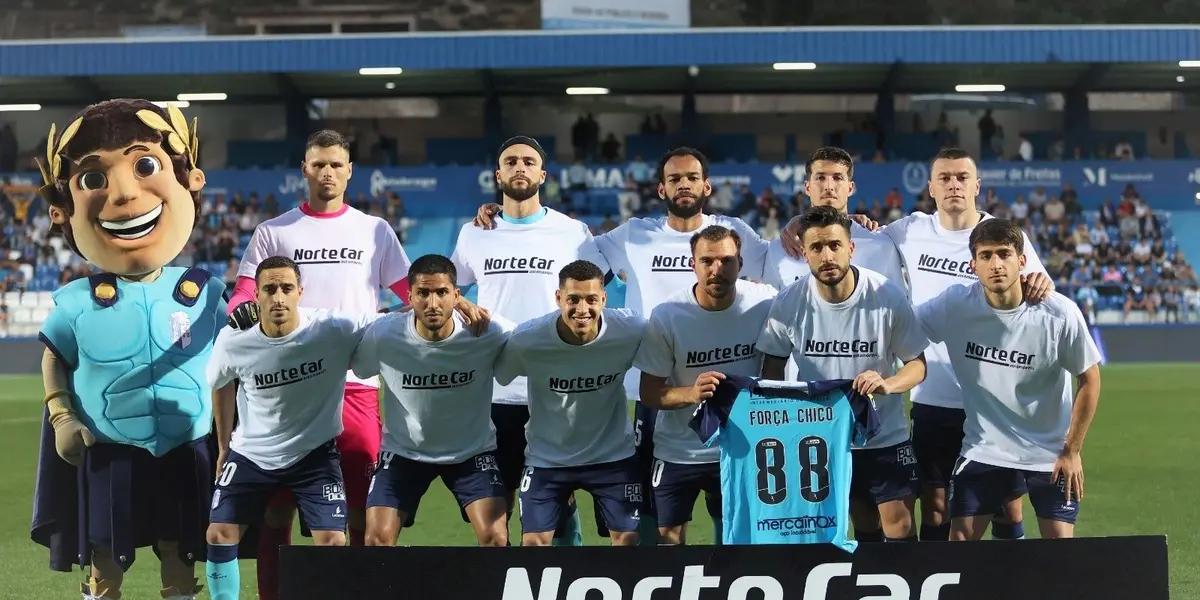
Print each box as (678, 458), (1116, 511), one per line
(657, 146), (710, 184)
(497, 135), (547, 166)
(689, 225), (742, 256)
(969, 219), (1025, 257)
(798, 205), (853, 239)
(930, 147), (975, 172)
(558, 260), (604, 286)
(306, 129), (350, 153)
(408, 254), (457, 283)
(255, 255), (302, 282)
(806, 146), (855, 180)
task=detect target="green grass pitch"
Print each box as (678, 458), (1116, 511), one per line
(1, 363), (1196, 598)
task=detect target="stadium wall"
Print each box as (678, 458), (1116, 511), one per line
(0, 326), (1195, 374)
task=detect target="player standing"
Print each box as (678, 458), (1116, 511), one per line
(873, 148), (1053, 541)
(351, 255), (510, 547)
(451, 136), (610, 545)
(758, 206), (929, 542)
(494, 260), (645, 546)
(915, 219), (1101, 540)
(634, 225), (776, 544)
(205, 257), (373, 600)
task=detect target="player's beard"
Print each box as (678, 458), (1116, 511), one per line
(667, 192), (708, 219)
(704, 276), (734, 300)
(815, 263), (850, 287)
(500, 177), (539, 202)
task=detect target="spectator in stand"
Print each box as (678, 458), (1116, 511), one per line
(1048, 137), (1065, 161)
(1184, 285), (1200, 322)
(1027, 186), (1048, 214)
(601, 133), (621, 163)
(1075, 283), (1100, 326)
(1118, 209), (1140, 240)
(758, 205), (782, 240)
(1099, 198), (1117, 227)
(617, 174), (640, 221)
(978, 109), (996, 153)
(1043, 194), (1067, 230)
(625, 154), (654, 194)
(1114, 139), (1135, 161)
(1162, 285), (1182, 323)
(1099, 263), (1124, 295)
(1009, 194), (1029, 226)
(567, 159), (589, 196)
(884, 187), (903, 211)
(223, 258), (239, 289)
(991, 125), (1007, 159)
(1070, 224), (1094, 258)
(1017, 134), (1033, 161)
(1089, 221), (1110, 248)
(1124, 278), (1157, 322)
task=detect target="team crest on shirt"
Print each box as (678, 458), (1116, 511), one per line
(170, 311), (192, 349)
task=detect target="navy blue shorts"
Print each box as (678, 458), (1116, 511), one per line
(911, 403), (966, 489)
(949, 458), (1078, 524)
(519, 457), (643, 534)
(650, 460), (721, 527)
(366, 450), (506, 527)
(210, 441), (347, 532)
(851, 441), (920, 504)
(84, 438), (211, 566)
(491, 403), (529, 497)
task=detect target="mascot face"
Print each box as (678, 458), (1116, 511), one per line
(42, 99), (204, 277)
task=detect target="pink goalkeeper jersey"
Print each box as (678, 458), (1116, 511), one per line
(237, 202), (411, 387)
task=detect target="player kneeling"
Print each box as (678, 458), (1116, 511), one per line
(916, 219), (1102, 540)
(204, 256), (375, 599)
(350, 255), (510, 547)
(495, 261), (646, 546)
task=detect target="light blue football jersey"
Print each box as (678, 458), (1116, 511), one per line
(691, 376), (878, 552)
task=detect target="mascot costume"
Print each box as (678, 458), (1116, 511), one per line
(30, 99), (227, 600)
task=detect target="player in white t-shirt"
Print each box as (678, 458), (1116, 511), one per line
(494, 260), (646, 546)
(877, 147), (1054, 542)
(764, 147), (905, 290)
(203, 256), (373, 600)
(634, 225), (776, 544)
(757, 207), (930, 543)
(915, 219), (1101, 540)
(451, 135), (608, 545)
(350, 254), (511, 547)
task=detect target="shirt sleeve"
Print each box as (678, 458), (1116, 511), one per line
(350, 323), (381, 379)
(237, 223), (273, 279)
(38, 304), (78, 369)
(1057, 297), (1103, 376)
(762, 240), (785, 290)
(914, 291), (948, 344)
(1020, 230), (1048, 275)
(756, 285), (798, 358)
(577, 226), (612, 275)
(593, 223), (631, 277)
(450, 226), (477, 287)
(727, 217), (768, 280)
(493, 337), (524, 385)
(632, 310), (675, 379)
(886, 285), (930, 362)
(205, 334), (236, 389)
(376, 220), (412, 289)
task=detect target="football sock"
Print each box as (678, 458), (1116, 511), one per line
(256, 525), (291, 600)
(992, 520), (1026, 540)
(920, 523), (951, 541)
(205, 544), (239, 600)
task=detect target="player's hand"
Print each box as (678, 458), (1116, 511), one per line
(227, 301), (260, 330)
(851, 370), (888, 397)
(379, 303), (413, 314)
(455, 297), (491, 336)
(47, 405), (94, 466)
(472, 203), (502, 230)
(1052, 449), (1084, 502)
(690, 371), (726, 404)
(1021, 272), (1054, 304)
(849, 213), (880, 232)
(214, 449), (229, 484)
(780, 216), (805, 259)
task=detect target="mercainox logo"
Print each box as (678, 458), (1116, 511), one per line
(500, 563), (961, 600)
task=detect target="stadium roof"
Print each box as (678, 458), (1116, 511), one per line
(2, 26), (1198, 105)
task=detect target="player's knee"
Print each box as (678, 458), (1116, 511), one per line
(314, 530), (346, 546)
(610, 530), (640, 546)
(206, 523), (242, 546)
(522, 533), (553, 546)
(479, 526), (508, 547)
(365, 524), (397, 546)
(656, 526), (684, 545)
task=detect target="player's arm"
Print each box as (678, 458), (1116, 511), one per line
(852, 354), (926, 397)
(212, 382), (236, 480)
(640, 371), (726, 410)
(473, 202), (503, 229)
(1054, 363), (1101, 503)
(1019, 230), (1054, 303)
(41, 347), (93, 466)
(761, 355), (788, 380)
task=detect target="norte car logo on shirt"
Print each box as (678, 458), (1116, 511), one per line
(963, 341), (1036, 370)
(650, 254), (693, 272)
(915, 253), (975, 279)
(483, 256), (556, 275)
(547, 372), (622, 393)
(253, 359), (327, 389)
(292, 247), (365, 265)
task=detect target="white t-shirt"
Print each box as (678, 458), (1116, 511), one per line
(595, 213), (769, 399)
(916, 286), (1101, 471)
(494, 308), (644, 468)
(207, 308), (373, 470)
(452, 207), (610, 405)
(634, 280), (777, 464)
(351, 313), (512, 464)
(883, 211), (1047, 409)
(764, 222), (907, 293)
(238, 204), (411, 387)
(756, 267), (929, 449)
